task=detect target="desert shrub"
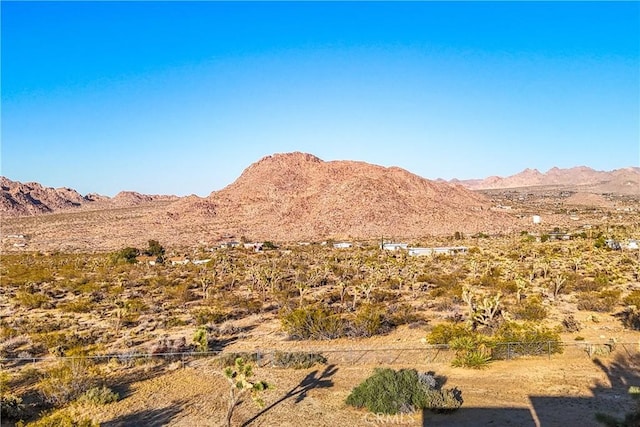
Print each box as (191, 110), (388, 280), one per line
(215, 352), (260, 367)
(347, 304), (389, 338)
(15, 290), (52, 309)
(426, 323), (474, 345)
(617, 307), (640, 331)
(76, 386), (119, 405)
(59, 298), (93, 313)
(18, 411), (98, 427)
(38, 358), (96, 406)
(280, 306), (344, 340)
(450, 336), (492, 369)
(345, 368), (462, 414)
(387, 303), (426, 326)
(111, 247), (139, 264)
(492, 322), (562, 359)
(623, 290), (640, 308)
(1, 393), (25, 420)
(567, 273), (599, 292)
(192, 308), (227, 326)
(577, 290), (621, 312)
(562, 314), (582, 332)
(512, 296), (548, 321)
(272, 351), (327, 369)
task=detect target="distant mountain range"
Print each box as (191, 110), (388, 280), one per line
(0, 176), (177, 217)
(454, 166), (640, 194)
(1, 156), (637, 245)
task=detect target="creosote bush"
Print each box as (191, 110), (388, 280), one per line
(346, 368), (462, 414)
(76, 386), (119, 405)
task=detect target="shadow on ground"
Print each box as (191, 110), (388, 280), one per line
(102, 400), (186, 427)
(241, 364), (338, 426)
(422, 351), (640, 426)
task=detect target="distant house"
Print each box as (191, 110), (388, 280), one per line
(333, 242), (352, 249)
(381, 243), (408, 251)
(408, 246), (468, 257)
(548, 232), (572, 241)
(532, 215), (542, 224)
(168, 257), (190, 266)
(192, 259), (212, 265)
(220, 241), (240, 249)
(605, 239), (622, 251)
(625, 240), (639, 250)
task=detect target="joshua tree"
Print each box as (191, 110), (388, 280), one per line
(550, 274), (567, 300)
(462, 285), (502, 331)
(222, 357), (268, 427)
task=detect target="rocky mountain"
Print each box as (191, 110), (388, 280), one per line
(457, 166), (640, 194)
(0, 177), (177, 217)
(0, 177), (89, 216)
(168, 152), (514, 240)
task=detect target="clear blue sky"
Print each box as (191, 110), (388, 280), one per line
(2, 2), (639, 196)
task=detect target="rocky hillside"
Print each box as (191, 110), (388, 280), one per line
(168, 152), (515, 240)
(457, 166), (640, 194)
(0, 177), (177, 217)
(0, 177), (89, 216)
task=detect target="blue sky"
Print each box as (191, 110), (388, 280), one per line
(2, 2), (639, 196)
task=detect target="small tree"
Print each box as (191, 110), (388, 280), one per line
(223, 357), (269, 427)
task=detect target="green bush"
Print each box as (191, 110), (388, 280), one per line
(112, 247), (139, 264)
(345, 368), (462, 414)
(450, 336), (492, 369)
(1, 393), (25, 420)
(76, 386), (119, 405)
(280, 306), (344, 340)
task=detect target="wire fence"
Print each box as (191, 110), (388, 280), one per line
(2, 341), (638, 371)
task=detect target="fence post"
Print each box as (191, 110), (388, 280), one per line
(507, 343), (510, 360)
(548, 341), (551, 360)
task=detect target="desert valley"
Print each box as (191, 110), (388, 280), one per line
(1, 152), (640, 427)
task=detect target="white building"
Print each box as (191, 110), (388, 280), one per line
(381, 243), (408, 251)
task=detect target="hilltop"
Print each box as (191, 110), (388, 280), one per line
(456, 166), (640, 194)
(2, 152), (515, 250)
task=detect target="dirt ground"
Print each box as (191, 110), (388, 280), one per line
(54, 318), (639, 427)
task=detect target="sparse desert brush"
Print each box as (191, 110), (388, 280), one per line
(75, 385), (119, 405)
(38, 358), (98, 406)
(15, 289), (52, 309)
(512, 295), (548, 321)
(280, 306), (344, 340)
(426, 323), (474, 345)
(272, 351), (327, 369)
(59, 298), (93, 313)
(577, 289), (621, 312)
(623, 290), (640, 307)
(17, 410), (99, 427)
(191, 307), (228, 325)
(617, 306), (640, 331)
(347, 304), (388, 338)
